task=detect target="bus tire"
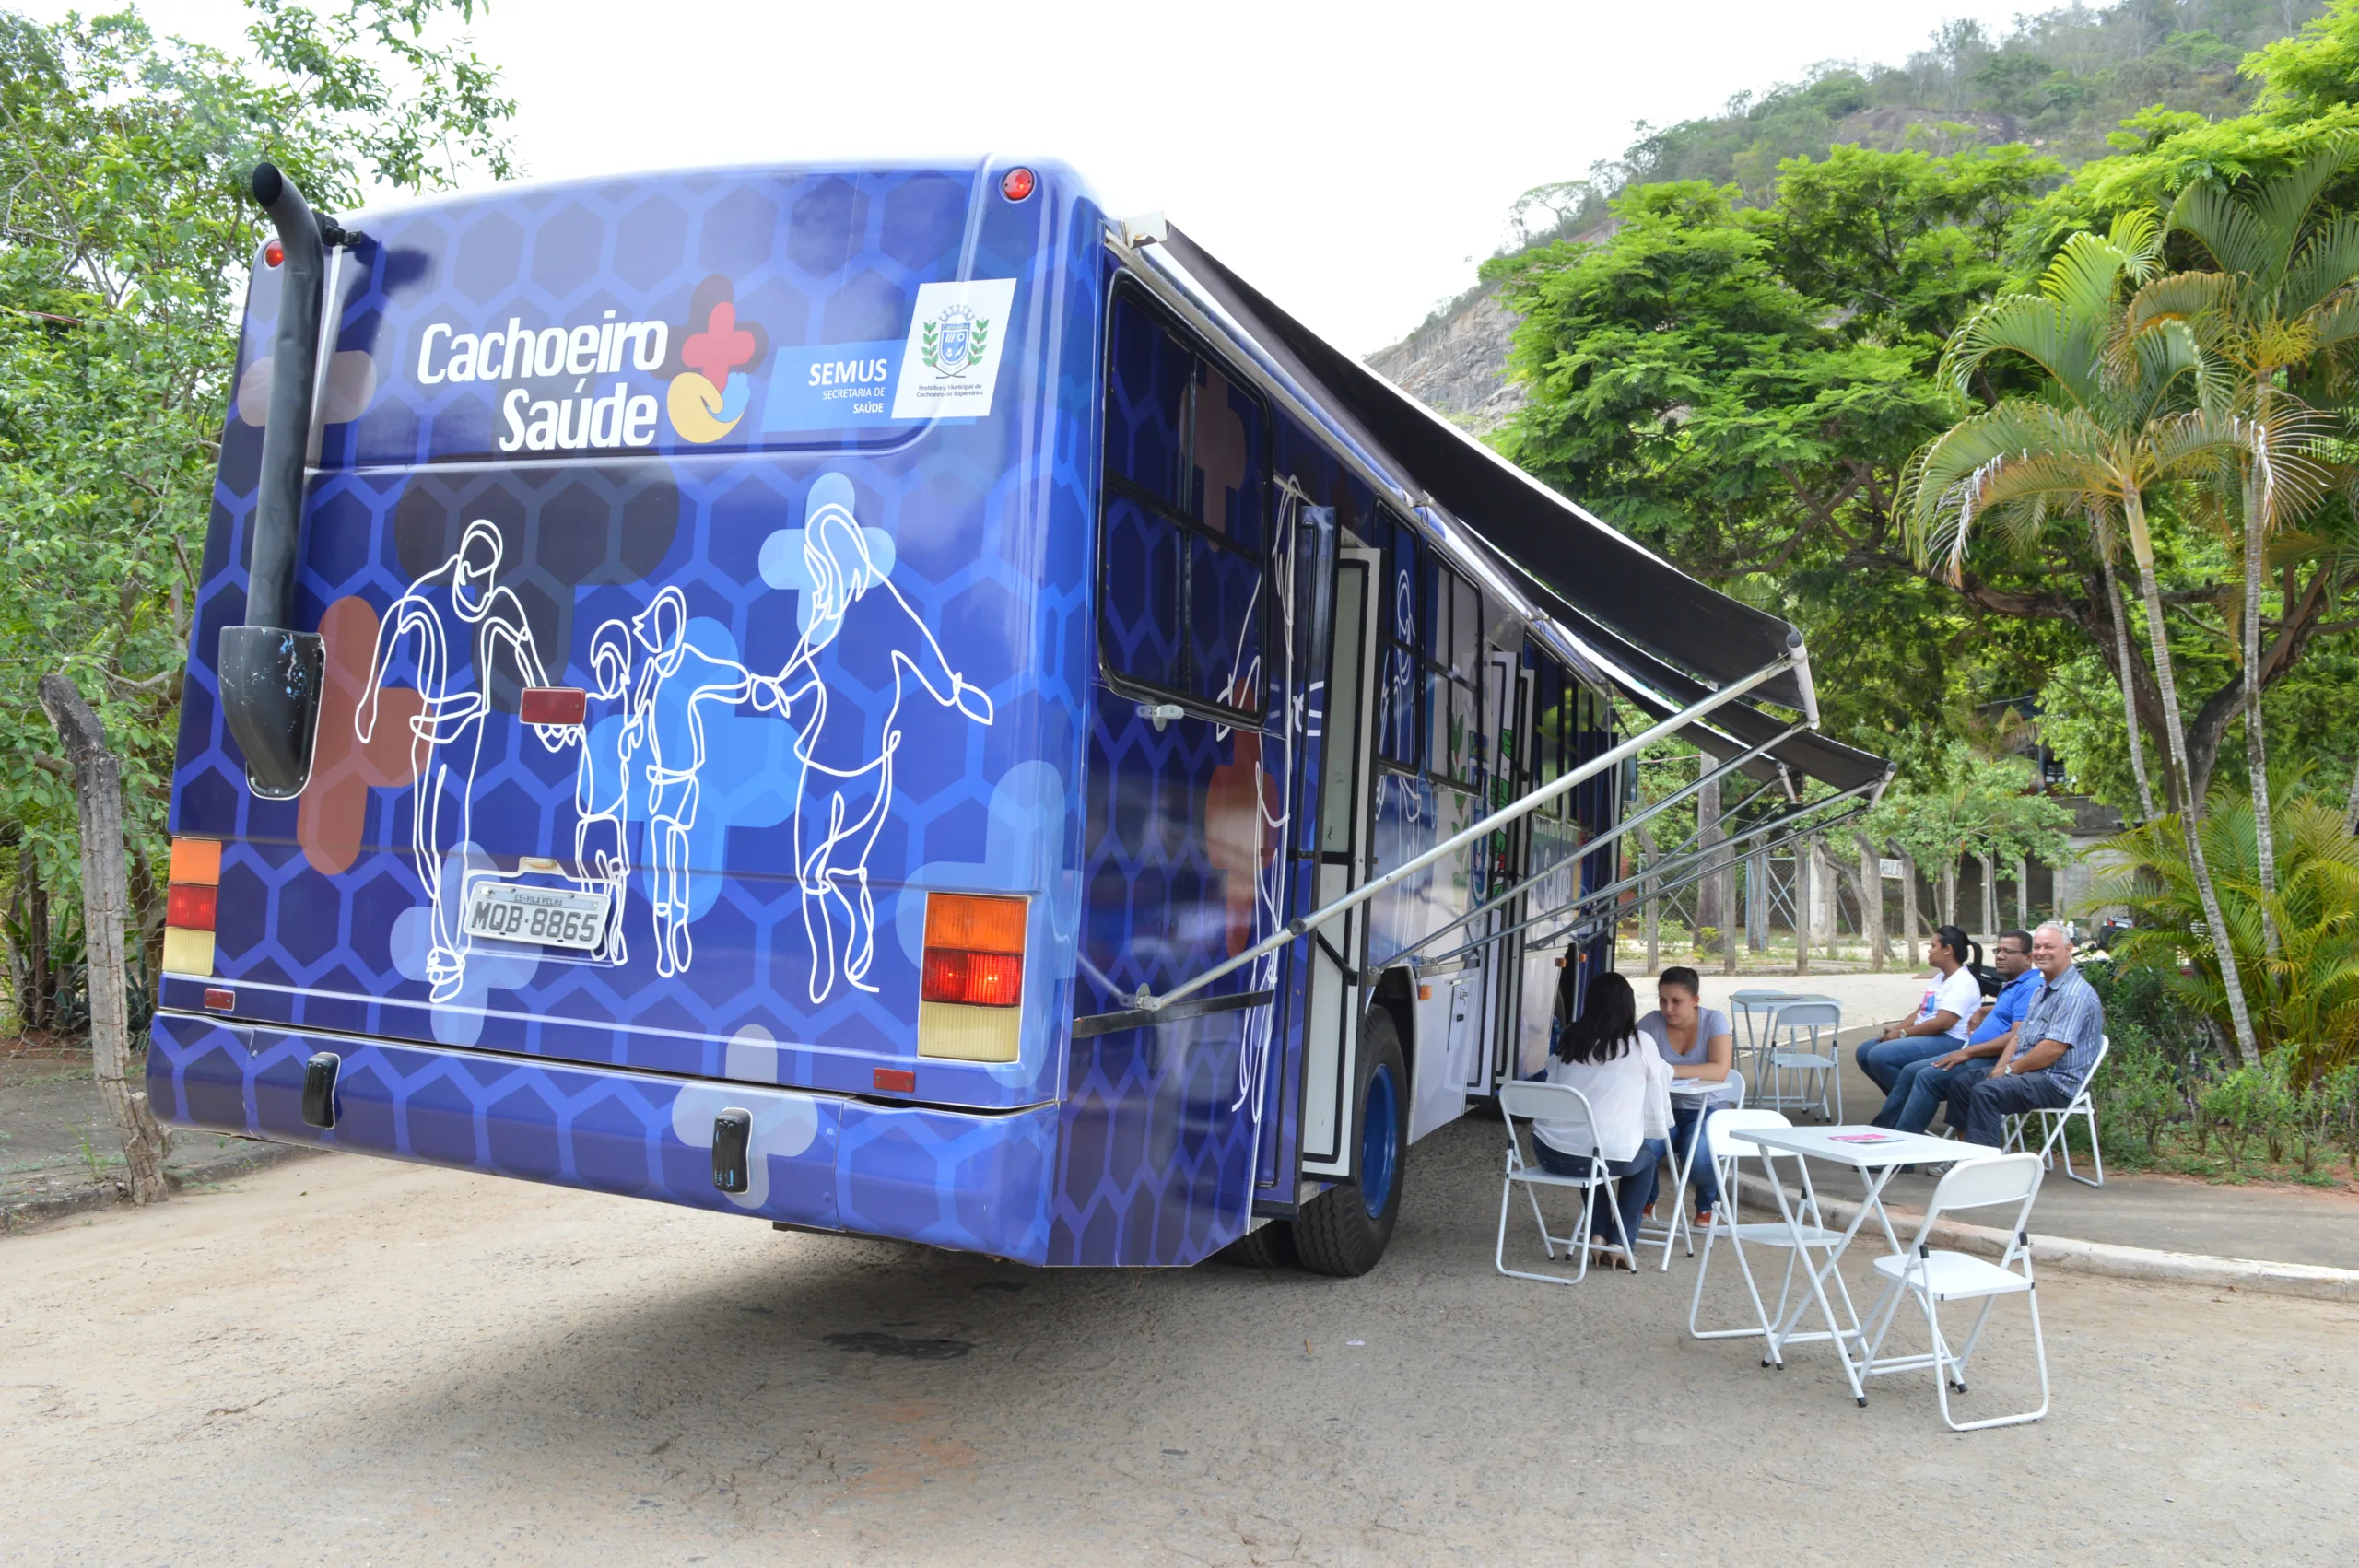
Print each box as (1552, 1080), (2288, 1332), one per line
(1215, 1219), (1297, 1269)
(1294, 1008), (1407, 1278)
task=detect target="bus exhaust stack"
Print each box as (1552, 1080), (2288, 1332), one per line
(217, 162), (330, 799)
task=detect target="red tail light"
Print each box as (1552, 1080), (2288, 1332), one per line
(921, 948), (1024, 1007)
(1001, 166), (1037, 202)
(920, 893), (1026, 1008)
(167, 883), (218, 932)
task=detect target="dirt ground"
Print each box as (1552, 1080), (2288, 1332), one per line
(4, 1118), (2353, 1567)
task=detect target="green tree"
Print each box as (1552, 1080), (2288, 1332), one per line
(0, 2), (514, 1024)
(1903, 211), (2270, 1061)
(2143, 135), (2359, 950)
(2092, 785), (2359, 1078)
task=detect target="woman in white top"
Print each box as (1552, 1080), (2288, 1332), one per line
(1533, 972), (1672, 1269)
(1859, 924), (1984, 1095)
(1637, 965), (1740, 1227)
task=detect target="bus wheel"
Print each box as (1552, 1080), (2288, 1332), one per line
(1294, 1008), (1406, 1277)
(1215, 1219), (1297, 1269)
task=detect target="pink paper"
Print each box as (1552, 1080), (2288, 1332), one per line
(1829, 1132), (1898, 1143)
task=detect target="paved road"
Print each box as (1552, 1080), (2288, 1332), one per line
(5, 1120), (2353, 1566)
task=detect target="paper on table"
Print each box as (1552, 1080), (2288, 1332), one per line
(1828, 1132), (1899, 1143)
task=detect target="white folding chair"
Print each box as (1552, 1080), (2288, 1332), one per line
(1759, 1000), (1844, 1121)
(1858, 1153), (2049, 1432)
(1495, 1081), (1637, 1285)
(2003, 1036), (2109, 1188)
(1686, 1108), (1862, 1360)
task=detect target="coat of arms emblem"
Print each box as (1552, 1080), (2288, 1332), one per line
(921, 303), (990, 378)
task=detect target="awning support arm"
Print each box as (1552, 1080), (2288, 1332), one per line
(1132, 648), (1802, 1013)
(1405, 781), (1881, 970)
(1379, 722), (1807, 973)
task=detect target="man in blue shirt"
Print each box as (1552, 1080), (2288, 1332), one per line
(1946, 922), (2107, 1148)
(1870, 929), (2037, 1132)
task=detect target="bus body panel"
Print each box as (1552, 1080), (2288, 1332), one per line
(163, 164), (1100, 1120)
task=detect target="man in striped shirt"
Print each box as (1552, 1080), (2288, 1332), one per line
(1943, 922), (2106, 1150)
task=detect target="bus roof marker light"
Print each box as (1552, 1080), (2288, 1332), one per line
(1000, 167), (1037, 202)
(264, 239), (283, 268)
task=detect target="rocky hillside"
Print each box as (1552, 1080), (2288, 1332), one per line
(1363, 287), (1525, 434)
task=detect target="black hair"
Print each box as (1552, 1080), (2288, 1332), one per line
(1554, 971), (1638, 1065)
(1998, 929), (2034, 955)
(1658, 965), (1701, 998)
(1933, 924), (1970, 965)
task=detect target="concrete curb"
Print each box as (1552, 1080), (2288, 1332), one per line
(1, 1141), (324, 1235)
(1733, 1173), (2357, 1301)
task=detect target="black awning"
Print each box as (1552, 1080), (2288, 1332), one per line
(1161, 227), (1810, 710)
(1548, 602), (1894, 796)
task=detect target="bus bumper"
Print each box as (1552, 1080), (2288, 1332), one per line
(147, 1012), (1060, 1263)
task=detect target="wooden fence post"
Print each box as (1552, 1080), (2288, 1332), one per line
(38, 673), (169, 1205)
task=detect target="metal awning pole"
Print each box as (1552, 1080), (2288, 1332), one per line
(1133, 648), (1802, 1012)
(1410, 784), (1881, 969)
(1380, 722), (1807, 972)
(1632, 769), (1784, 873)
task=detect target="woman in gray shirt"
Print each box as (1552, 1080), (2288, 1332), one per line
(1637, 965), (1741, 1225)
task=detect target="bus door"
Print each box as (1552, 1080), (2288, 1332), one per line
(1482, 659), (1534, 1093)
(1298, 548), (1379, 1179)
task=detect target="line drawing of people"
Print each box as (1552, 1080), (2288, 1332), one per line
(766, 474), (992, 1004)
(358, 519), (559, 1002)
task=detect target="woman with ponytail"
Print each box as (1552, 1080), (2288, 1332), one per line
(1532, 967), (1672, 1269)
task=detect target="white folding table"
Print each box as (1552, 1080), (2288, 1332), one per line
(1734, 1125), (2002, 1406)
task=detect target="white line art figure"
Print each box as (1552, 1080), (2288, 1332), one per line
(570, 473), (990, 1001)
(769, 473), (993, 1003)
(358, 519), (566, 1002)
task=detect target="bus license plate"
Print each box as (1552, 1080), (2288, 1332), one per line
(462, 881), (609, 951)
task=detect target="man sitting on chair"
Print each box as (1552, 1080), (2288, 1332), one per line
(1944, 922), (2106, 1150)
(1869, 928), (2039, 1132)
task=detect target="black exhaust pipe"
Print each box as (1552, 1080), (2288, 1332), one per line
(217, 162), (331, 799)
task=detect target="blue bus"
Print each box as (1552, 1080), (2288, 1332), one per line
(151, 159), (1884, 1273)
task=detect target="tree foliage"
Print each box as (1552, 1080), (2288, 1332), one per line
(0, 2), (513, 1028)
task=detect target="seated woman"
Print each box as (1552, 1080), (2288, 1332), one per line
(1637, 965), (1741, 1228)
(1532, 970), (1672, 1269)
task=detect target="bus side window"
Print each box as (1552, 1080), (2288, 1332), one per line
(1098, 287), (1266, 720)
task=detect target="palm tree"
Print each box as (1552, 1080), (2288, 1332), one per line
(1902, 212), (2269, 1064)
(2091, 784), (2359, 1081)
(2150, 136), (2359, 950)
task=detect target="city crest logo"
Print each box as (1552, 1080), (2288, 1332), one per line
(920, 303), (989, 379)
(891, 278), (1018, 421)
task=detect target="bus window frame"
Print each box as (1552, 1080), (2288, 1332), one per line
(1095, 275), (1272, 729)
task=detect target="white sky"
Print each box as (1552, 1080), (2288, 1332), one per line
(41, 0), (2025, 354)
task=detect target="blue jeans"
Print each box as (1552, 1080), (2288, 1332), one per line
(1873, 1056), (1994, 1133)
(1858, 1034), (1954, 1094)
(1534, 1136), (1668, 1252)
(1670, 1100), (1725, 1213)
(1954, 1068), (2074, 1150)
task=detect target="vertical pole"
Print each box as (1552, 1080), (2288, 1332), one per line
(2014, 854), (2031, 930)
(1899, 851), (1923, 966)
(1696, 770), (1723, 965)
(1857, 834), (1888, 972)
(1793, 837), (1812, 977)
(38, 675), (168, 1205)
(1637, 822), (1661, 976)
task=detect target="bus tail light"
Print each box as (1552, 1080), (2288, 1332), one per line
(917, 892), (1026, 1062)
(164, 837), (223, 977)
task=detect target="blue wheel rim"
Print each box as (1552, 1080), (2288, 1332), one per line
(1360, 1061), (1399, 1219)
